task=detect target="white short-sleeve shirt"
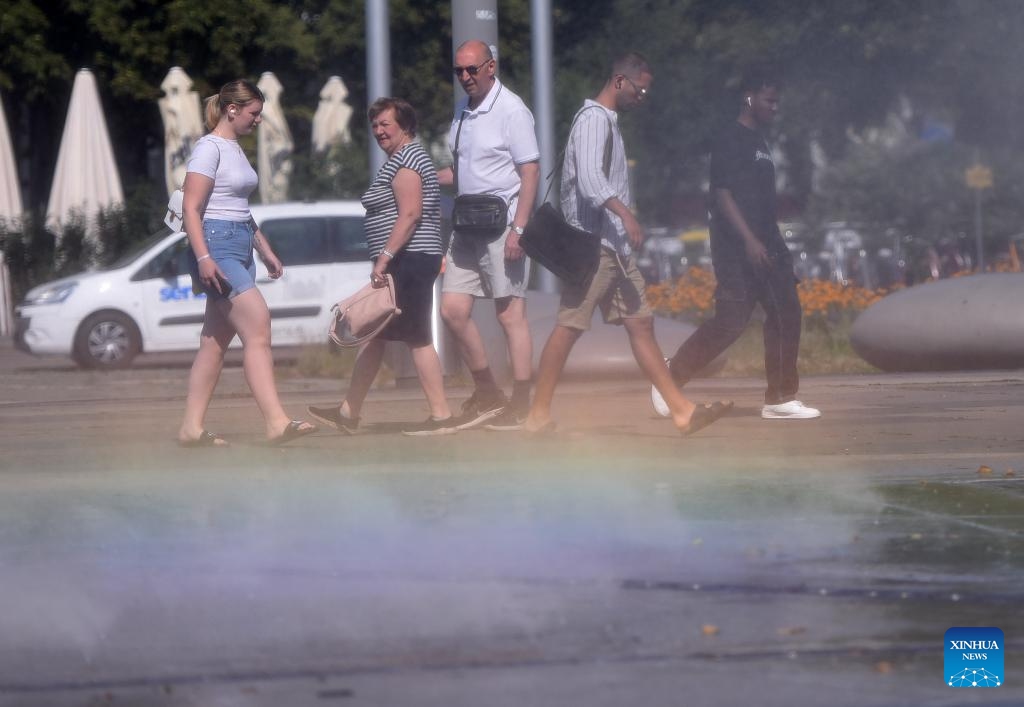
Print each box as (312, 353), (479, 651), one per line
(447, 79), (540, 222)
(187, 135), (258, 222)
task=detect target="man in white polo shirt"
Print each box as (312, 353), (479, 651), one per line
(438, 39), (540, 431)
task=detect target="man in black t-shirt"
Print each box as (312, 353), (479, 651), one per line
(653, 74), (820, 420)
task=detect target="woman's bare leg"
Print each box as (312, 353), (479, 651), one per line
(179, 299), (236, 443)
(409, 342), (452, 419)
(226, 288), (312, 439)
(341, 338), (386, 419)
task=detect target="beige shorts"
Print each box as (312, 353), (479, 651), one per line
(442, 230), (530, 299)
(557, 249), (652, 331)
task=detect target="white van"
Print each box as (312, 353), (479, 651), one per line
(14, 201), (371, 369)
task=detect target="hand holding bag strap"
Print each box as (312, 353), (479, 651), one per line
(328, 274), (401, 348)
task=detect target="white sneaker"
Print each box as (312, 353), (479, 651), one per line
(650, 358), (672, 418)
(761, 400), (821, 420)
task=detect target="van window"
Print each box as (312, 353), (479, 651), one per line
(109, 230), (173, 271)
(261, 218), (331, 266)
(331, 217), (370, 262)
(131, 236), (191, 281)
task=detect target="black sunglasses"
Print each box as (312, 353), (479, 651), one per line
(453, 60), (490, 77)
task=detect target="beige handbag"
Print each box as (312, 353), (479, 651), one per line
(328, 274), (401, 347)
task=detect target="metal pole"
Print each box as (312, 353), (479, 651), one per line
(974, 186), (984, 272)
(531, 0), (558, 293)
(368, 0), (417, 384)
(366, 0), (390, 178)
(452, 0), (499, 107)
(439, 0), (500, 379)
(0, 251), (11, 337)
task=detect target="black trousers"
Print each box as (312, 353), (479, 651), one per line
(669, 253), (802, 405)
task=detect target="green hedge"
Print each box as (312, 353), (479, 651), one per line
(0, 183), (165, 302)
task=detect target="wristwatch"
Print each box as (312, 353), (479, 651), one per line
(511, 225), (524, 235)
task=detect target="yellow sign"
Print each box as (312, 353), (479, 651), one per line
(965, 164), (993, 190)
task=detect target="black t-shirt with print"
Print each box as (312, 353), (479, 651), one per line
(708, 121), (787, 263)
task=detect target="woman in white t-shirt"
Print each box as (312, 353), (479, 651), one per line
(177, 79), (316, 447)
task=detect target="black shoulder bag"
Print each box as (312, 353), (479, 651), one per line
(519, 106), (613, 288)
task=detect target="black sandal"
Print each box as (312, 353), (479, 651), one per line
(706, 400), (734, 415)
(679, 403), (729, 437)
(268, 420), (318, 446)
(179, 430), (229, 448)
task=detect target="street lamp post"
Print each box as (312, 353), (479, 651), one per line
(965, 161), (993, 272)
(366, 0), (390, 178)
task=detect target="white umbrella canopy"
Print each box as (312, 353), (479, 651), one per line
(45, 68), (124, 237)
(0, 96), (22, 226)
(256, 71), (293, 204)
(311, 75), (353, 152)
(158, 67), (204, 196)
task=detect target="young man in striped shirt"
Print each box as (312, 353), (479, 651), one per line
(523, 53), (728, 437)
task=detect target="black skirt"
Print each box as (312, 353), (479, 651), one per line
(377, 251), (443, 346)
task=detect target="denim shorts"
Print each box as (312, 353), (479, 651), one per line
(188, 218), (256, 300)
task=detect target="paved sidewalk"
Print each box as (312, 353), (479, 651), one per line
(1, 341), (1022, 706)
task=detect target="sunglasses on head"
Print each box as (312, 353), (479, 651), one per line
(453, 60), (490, 77)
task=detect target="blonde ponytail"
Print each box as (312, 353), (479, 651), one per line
(203, 94), (221, 131)
(203, 79), (265, 132)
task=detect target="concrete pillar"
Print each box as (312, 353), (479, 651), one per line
(451, 0), (499, 87)
(366, 0), (390, 178)
(530, 0), (559, 294)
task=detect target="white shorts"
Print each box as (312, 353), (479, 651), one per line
(442, 230), (530, 299)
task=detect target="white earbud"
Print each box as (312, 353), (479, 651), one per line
(746, 96), (752, 107)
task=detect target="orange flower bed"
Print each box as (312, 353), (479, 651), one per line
(795, 277), (886, 320)
(646, 266), (718, 320)
(647, 266), (886, 323)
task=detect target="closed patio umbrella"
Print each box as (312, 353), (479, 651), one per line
(311, 76), (353, 152)
(256, 72), (292, 204)
(0, 96), (22, 226)
(158, 67), (204, 196)
(45, 68), (124, 238)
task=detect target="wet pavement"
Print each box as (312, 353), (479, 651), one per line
(0, 340), (1022, 706)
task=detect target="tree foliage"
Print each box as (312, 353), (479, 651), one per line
(3, 0), (1024, 258)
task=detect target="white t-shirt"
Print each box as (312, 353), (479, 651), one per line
(187, 135), (258, 222)
(447, 79), (540, 222)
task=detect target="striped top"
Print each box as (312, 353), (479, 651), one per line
(559, 100), (632, 256)
(361, 141), (443, 257)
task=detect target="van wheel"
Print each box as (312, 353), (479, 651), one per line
(72, 312), (142, 370)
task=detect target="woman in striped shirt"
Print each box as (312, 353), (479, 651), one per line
(308, 98), (455, 436)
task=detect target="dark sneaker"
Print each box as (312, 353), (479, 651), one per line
(484, 406), (527, 431)
(307, 405), (360, 434)
(401, 416), (458, 436)
(453, 389), (507, 430)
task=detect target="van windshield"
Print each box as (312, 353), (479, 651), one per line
(103, 229), (174, 270)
